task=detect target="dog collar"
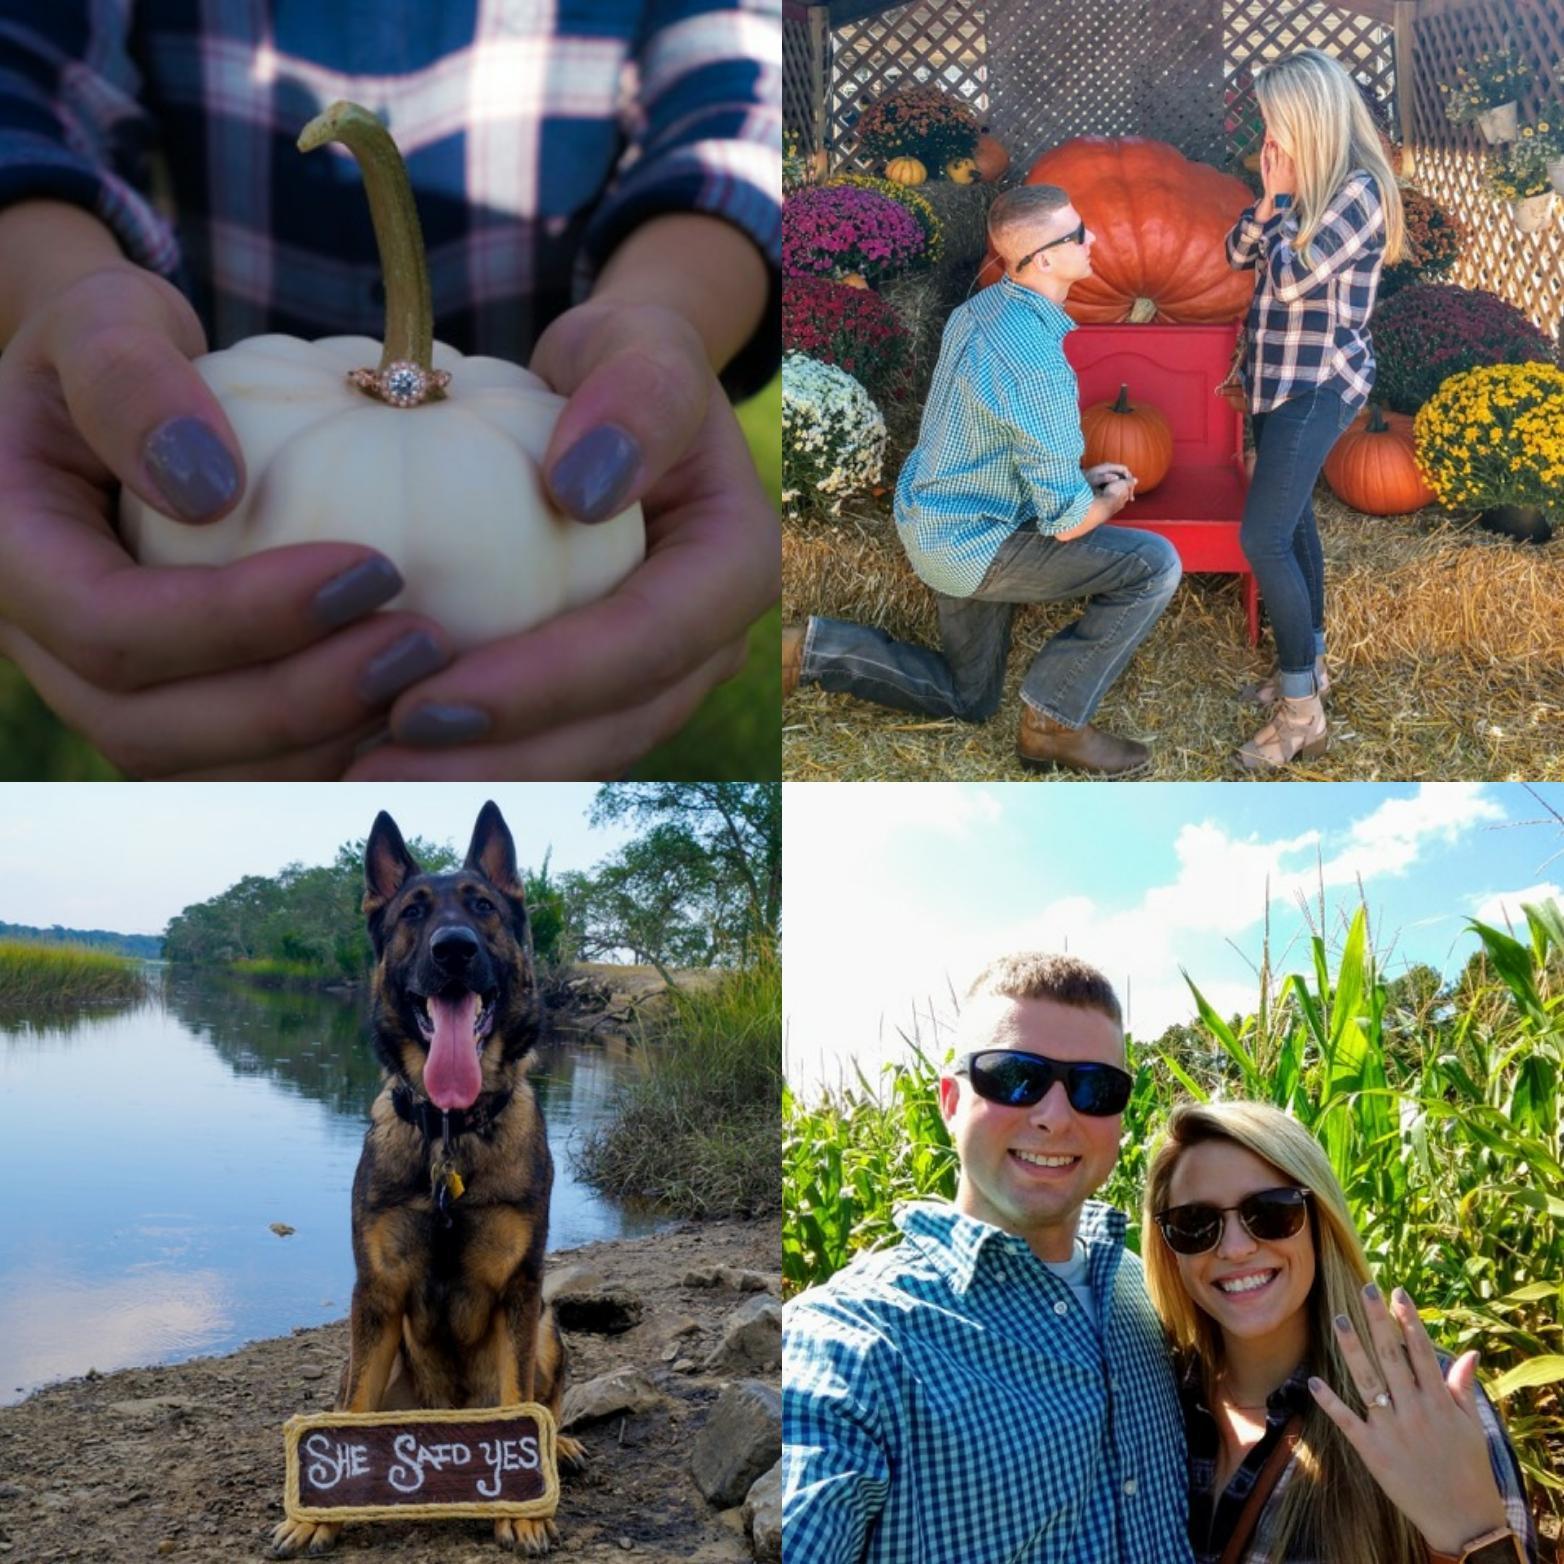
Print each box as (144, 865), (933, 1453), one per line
(391, 1082), (513, 1142)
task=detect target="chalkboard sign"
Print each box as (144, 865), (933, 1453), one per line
(282, 1404), (559, 1523)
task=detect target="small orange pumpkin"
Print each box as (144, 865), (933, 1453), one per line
(884, 156), (927, 186)
(1081, 384), (1174, 494)
(1323, 404), (1434, 515)
(838, 272), (871, 289)
(974, 131), (1010, 183)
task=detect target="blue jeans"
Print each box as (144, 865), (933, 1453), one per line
(1243, 385), (1357, 697)
(799, 524), (1181, 728)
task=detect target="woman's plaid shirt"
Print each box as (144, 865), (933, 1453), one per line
(1223, 170), (1385, 416)
(782, 1201), (1194, 1564)
(1183, 1359), (1538, 1564)
(0, 0), (780, 396)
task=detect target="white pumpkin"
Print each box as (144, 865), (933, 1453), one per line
(120, 99), (643, 651)
(119, 334), (643, 650)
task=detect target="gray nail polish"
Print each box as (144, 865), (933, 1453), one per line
(143, 416), (240, 521)
(313, 558), (404, 628)
(357, 631), (446, 705)
(548, 425), (641, 523)
(1363, 1283), (1380, 1302)
(1334, 1313), (1351, 1331)
(396, 704), (491, 747)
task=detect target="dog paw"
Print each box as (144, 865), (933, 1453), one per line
(495, 1515), (557, 1554)
(270, 1518), (341, 1556)
(556, 1434), (588, 1470)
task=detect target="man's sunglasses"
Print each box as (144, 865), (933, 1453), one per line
(1014, 220), (1087, 271)
(1154, 1186), (1312, 1256)
(952, 1049), (1133, 1117)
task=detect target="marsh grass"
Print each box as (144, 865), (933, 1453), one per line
(783, 901), (1564, 1520)
(574, 952), (781, 1217)
(0, 939), (148, 1005)
(229, 956), (338, 985)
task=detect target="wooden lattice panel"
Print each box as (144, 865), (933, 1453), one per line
(828, 1), (990, 170)
(1409, 0), (1564, 341)
(784, 12), (818, 142)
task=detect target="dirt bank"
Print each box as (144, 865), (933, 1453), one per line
(0, 1219), (779, 1563)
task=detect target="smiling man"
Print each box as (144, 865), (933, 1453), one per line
(783, 187), (1182, 777)
(781, 953), (1194, 1564)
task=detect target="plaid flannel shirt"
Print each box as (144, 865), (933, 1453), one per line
(1184, 1359), (1538, 1564)
(0, 0), (780, 397)
(893, 278), (1095, 598)
(1223, 170), (1385, 416)
(782, 1200), (1194, 1564)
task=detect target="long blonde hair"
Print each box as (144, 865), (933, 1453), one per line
(1143, 1102), (1424, 1564)
(1255, 48), (1405, 268)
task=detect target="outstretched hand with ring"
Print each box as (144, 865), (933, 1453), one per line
(1308, 1284), (1509, 1555)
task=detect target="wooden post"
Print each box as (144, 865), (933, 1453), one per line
(809, 4), (831, 169)
(1393, 0), (1417, 177)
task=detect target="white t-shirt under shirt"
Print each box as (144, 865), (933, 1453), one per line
(1042, 1235), (1095, 1322)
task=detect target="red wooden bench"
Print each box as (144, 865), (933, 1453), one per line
(1063, 322), (1259, 645)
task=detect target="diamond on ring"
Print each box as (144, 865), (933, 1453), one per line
(348, 360), (452, 408)
(1372, 1391), (1392, 1409)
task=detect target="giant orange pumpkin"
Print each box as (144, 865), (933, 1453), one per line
(1323, 404), (1435, 515)
(1080, 384), (1174, 493)
(977, 137), (1256, 324)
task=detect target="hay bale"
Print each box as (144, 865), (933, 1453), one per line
(784, 486), (1564, 782)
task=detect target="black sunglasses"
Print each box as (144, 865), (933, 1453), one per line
(1014, 220), (1087, 271)
(952, 1049), (1133, 1117)
(1154, 1186), (1312, 1256)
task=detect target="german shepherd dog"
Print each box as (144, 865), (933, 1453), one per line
(273, 803), (582, 1559)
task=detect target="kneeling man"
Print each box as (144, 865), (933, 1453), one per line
(784, 188), (1180, 777)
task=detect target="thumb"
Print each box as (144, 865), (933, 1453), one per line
(1446, 1350), (1485, 1424)
(47, 270), (245, 525)
(532, 302), (711, 524)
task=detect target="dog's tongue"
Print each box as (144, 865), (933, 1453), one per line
(425, 992), (483, 1111)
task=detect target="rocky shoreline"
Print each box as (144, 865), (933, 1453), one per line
(0, 1218), (780, 1563)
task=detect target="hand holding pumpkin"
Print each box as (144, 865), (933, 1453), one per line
(0, 261), (451, 778)
(341, 299), (779, 779)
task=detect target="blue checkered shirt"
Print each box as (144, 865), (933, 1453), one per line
(1224, 170), (1385, 416)
(0, 0), (780, 396)
(782, 1200), (1193, 1564)
(893, 279), (1095, 597)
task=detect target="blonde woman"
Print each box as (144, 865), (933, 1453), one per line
(1223, 49), (1405, 768)
(1143, 1102), (1535, 1564)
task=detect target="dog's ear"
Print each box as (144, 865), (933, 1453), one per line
(465, 801), (526, 904)
(364, 811), (420, 927)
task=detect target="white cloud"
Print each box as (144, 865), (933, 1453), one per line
(1472, 883), (1563, 931)
(785, 782), (1003, 848)
(1331, 784), (1503, 882)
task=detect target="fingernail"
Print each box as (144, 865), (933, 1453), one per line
(1392, 1286), (1410, 1306)
(313, 558), (404, 629)
(1363, 1283), (1380, 1302)
(1334, 1313), (1351, 1331)
(357, 631), (446, 705)
(396, 704), (491, 747)
(548, 425), (641, 523)
(143, 416), (240, 521)
(1307, 1376), (1325, 1394)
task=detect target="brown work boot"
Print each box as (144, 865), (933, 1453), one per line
(782, 622), (805, 698)
(1017, 704), (1151, 778)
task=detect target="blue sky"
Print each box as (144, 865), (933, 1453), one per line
(0, 784), (635, 936)
(783, 782), (1564, 1096)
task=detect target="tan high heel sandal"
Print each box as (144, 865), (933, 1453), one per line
(1238, 657), (1330, 707)
(1236, 694), (1328, 770)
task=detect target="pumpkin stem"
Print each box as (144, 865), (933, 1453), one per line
(1127, 297), (1159, 324)
(299, 100), (441, 394)
(1366, 404), (1389, 434)
(1111, 383), (1133, 414)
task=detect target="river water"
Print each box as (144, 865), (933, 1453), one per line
(0, 972), (663, 1405)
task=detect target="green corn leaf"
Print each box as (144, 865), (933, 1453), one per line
(1488, 1354), (1564, 1399)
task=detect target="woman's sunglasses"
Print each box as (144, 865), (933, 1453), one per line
(952, 1049), (1133, 1117)
(1014, 220), (1088, 271)
(1154, 1186), (1312, 1256)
